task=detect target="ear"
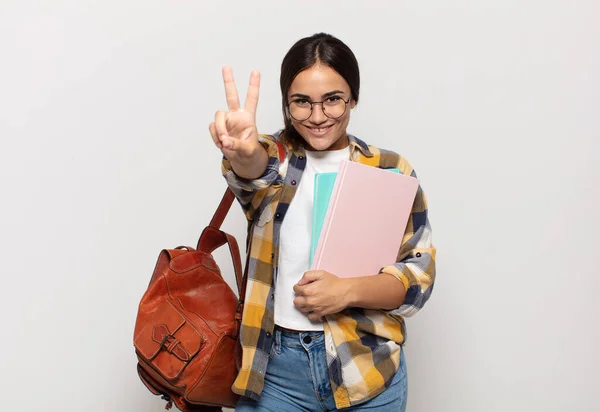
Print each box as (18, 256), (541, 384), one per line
(350, 99), (357, 109)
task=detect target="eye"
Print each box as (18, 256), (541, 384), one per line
(325, 96), (342, 104)
(292, 98), (311, 108)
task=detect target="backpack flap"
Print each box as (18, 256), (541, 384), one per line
(134, 300), (204, 380)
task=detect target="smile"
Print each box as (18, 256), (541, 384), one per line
(305, 125), (333, 137)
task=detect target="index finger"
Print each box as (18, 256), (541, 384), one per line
(222, 66), (241, 110)
(244, 70), (260, 113)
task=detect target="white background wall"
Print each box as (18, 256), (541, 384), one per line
(1, 1), (598, 411)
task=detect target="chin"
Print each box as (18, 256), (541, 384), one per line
(305, 138), (335, 151)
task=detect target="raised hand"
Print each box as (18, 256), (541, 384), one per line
(209, 66), (261, 162)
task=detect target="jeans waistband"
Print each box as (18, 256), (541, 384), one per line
(274, 325), (325, 349)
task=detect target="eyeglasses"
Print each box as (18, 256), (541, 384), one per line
(287, 95), (351, 122)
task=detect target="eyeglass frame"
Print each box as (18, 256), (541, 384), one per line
(286, 95), (352, 121)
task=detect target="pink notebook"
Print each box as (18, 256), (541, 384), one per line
(310, 160), (420, 278)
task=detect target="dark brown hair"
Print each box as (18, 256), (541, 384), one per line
(280, 33), (360, 148)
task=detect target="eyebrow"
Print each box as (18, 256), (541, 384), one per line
(290, 90), (345, 100)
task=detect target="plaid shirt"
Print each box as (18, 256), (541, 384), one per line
(222, 131), (436, 408)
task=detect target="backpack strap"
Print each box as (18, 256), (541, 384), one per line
(197, 226), (244, 298)
(209, 188), (235, 230)
(197, 188), (245, 299)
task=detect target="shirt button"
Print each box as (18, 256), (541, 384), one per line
(266, 332), (272, 338)
(303, 336), (312, 344)
(291, 180), (297, 185)
(275, 213), (281, 219)
(416, 252), (422, 258)
(271, 293), (274, 299)
(298, 156), (304, 160)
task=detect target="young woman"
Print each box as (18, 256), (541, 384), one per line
(209, 33), (436, 412)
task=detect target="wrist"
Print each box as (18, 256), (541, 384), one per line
(342, 278), (359, 308)
(230, 141), (268, 179)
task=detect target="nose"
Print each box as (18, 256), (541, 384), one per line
(309, 103), (327, 124)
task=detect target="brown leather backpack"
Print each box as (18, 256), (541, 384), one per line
(133, 189), (245, 411)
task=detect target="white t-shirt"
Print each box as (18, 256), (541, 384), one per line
(274, 145), (350, 331)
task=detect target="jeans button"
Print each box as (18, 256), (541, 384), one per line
(303, 335), (312, 344)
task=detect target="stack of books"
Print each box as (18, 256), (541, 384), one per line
(309, 160), (419, 278)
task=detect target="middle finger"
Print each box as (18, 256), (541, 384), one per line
(222, 66), (241, 111)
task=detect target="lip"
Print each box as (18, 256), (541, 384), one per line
(303, 124), (333, 138)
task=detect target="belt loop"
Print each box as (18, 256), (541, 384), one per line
(274, 327), (282, 353)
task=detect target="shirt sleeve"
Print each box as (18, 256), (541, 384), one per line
(379, 160), (437, 318)
(221, 134), (285, 221)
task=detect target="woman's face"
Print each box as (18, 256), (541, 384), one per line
(287, 64), (355, 151)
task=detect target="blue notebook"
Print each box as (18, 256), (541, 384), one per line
(309, 168), (400, 265)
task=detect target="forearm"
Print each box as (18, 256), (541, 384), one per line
(229, 143), (269, 180)
(221, 134), (284, 221)
(344, 273), (406, 311)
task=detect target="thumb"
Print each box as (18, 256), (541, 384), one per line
(297, 270), (322, 286)
(220, 135), (239, 151)
(222, 136), (255, 158)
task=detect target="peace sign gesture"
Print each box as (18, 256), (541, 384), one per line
(209, 66), (261, 162)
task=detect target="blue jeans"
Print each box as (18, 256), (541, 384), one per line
(235, 327), (407, 411)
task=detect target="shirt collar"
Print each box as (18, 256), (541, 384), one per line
(348, 134), (374, 157)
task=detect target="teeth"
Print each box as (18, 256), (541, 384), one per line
(311, 127), (329, 132)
